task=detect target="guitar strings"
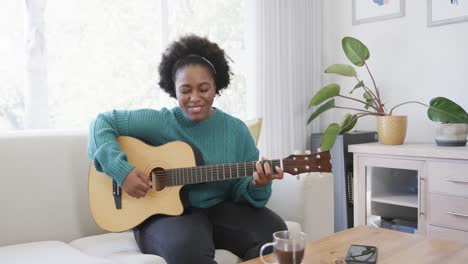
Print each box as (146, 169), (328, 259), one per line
(154, 162), (274, 185)
(152, 166), (326, 187)
(151, 163), (324, 178)
(150, 163), (326, 187)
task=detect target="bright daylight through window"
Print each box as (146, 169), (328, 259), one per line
(0, 1), (25, 130)
(0, 0), (246, 131)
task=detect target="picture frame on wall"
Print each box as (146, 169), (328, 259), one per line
(428, 0), (468, 27)
(352, 0), (405, 25)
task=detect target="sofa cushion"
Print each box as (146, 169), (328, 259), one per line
(69, 231), (165, 264)
(69, 231), (241, 264)
(214, 249), (242, 264)
(285, 220), (302, 235)
(105, 251), (166, 264)
(69, 221), (300, 264)
(0, 240), (112, 264)
(69, 231), (139, 256)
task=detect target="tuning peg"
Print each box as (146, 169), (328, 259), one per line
(305, 150), (312, 155)
(293, 150), (301, 155)
(317, 147), (322, 152)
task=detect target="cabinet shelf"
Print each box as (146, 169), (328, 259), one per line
(371, 193), (418, 208)
(367, 215), (417, 234)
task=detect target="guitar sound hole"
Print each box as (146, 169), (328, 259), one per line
(151, 167), (166, 191)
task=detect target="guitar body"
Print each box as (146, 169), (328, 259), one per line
(88, 137), (196, 232)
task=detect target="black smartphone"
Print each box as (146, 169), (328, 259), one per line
(344, 244), (378, 264)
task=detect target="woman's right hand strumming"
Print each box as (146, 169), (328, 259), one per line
(122, 168), (152, 198)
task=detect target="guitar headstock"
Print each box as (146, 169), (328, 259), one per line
(282, 150), (332, 175)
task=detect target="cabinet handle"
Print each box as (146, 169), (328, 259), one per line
(444, 178), (468, 184)
(446, 211), (468, 218)
(419, 177), (425, 216)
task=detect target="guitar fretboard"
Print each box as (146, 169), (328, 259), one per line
(155, 160), (281, 187)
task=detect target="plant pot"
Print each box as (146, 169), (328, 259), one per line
(377, 116), (407, 145)
(434, 123), (468, 146)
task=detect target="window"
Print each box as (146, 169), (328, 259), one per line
(166, 0), (247, 120)
(46, 0), (164, 129)
(1, 0), (246, 131)
(0, 1), (25, 130)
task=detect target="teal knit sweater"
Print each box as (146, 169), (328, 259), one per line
(88, 107), (271, 208)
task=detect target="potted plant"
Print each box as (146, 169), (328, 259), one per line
(307, 36), (429, 151)
(427, 97), (468, 146)
(307, 37), (466, 151)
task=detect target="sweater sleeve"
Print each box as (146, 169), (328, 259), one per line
(88, 109), (166, 186)
(87, 110), (135, 186)
(231, 123), (272, 208)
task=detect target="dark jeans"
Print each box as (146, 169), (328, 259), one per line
(133, 201), (287, 264)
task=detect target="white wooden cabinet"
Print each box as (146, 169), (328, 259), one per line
(349, 143), (468, 243)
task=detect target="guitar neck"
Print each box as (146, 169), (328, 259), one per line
(158, 159), (282, 187)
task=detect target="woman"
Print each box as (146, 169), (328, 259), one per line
(88, 34), (287, 264)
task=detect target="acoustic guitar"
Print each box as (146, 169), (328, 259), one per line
(88, 136), (332, 232)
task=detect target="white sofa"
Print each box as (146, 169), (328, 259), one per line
(0, 130), (304, 264)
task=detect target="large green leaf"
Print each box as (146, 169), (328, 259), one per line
(324, 64), (356, 77)
(309, 83), (340, 107)
(428, 97), (468, 123)
(307, 99), (335, 124)
(339, 113), (358, 133)
(342, 37), (370, 67)
(321, 123), (341, 151)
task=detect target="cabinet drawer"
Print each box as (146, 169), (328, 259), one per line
(427, 161), (468, 196)
(428, 225), (468, 244)
(429, 193), (468, 231)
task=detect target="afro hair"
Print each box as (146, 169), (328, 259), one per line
(158, 34), (231, 98)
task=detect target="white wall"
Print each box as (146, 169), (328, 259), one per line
(321, 0), (468, 143)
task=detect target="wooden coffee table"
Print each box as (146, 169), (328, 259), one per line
(241, 226), (468, 263)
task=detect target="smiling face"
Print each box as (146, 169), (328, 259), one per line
(174, 64), (216, 121)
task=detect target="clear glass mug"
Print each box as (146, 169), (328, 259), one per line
(260, 230), (307, 264)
